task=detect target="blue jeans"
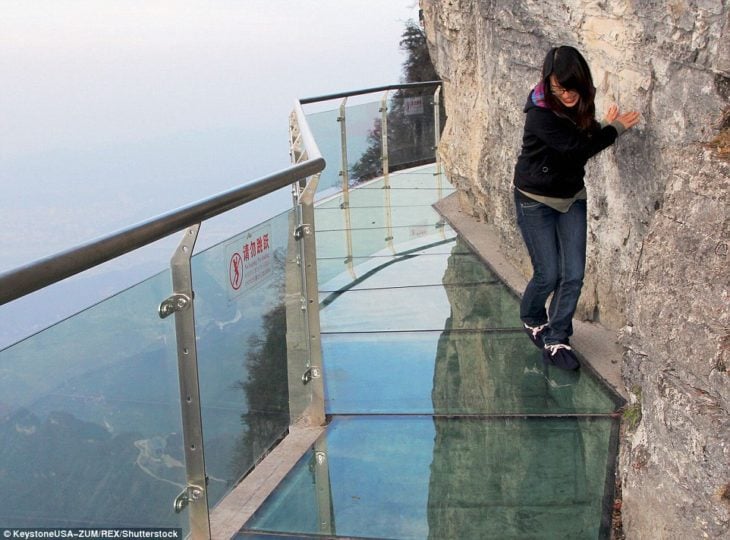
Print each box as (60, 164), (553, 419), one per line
(514, 191), (587, 345)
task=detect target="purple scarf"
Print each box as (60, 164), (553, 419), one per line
(531, 82), (549, 108)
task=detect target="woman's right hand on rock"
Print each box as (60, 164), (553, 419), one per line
(617, 111), (641, 130)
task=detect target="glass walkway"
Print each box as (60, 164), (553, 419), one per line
(234, 165), (622, 539)
(0, 84), (622, 539)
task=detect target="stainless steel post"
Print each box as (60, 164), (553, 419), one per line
(338, 98), (355, 278)
(297, 178), (326, 427)
(289, 103), (325, 427)
(159, 224), (210, 540)
(434, 85), (443, 198)
(380, 91), (395, 254)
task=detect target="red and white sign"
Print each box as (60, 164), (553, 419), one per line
(404, 96), (424, 116)
(226, 224), (272, 297)
(229, 252), (243, 290)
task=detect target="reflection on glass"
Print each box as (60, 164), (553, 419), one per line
(322, 331), (618, 415)
(0, 271), (185, 529)
(316, 238), (472, 287)
(318, 240), (617, 415)
(388, 94), (437, 171)
(427, 416), (613, 539)
(319, 251), (497, 292)
(191, 209), (294, 508)
(242, 416), (614, 539)
(346, 101), (383, 185)
(319, 280), (520, 333)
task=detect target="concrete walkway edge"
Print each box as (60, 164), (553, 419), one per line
(210, 423), (325, 539)
(434, 193), (627, 401)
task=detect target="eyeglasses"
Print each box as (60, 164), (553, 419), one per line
(551, 85), (578, 97)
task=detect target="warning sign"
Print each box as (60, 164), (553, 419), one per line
(229, 252), (243, 290)
(225, 224), (273, 298)
(404, 96), (424, 116)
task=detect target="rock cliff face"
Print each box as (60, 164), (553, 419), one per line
(420, 0), (729, 537)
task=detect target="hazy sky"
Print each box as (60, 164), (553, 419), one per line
(0, 0), (421, 346)
(1, 0), (420, 162)
(0, 0), (420, 265)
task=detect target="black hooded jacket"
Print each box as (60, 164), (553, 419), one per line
(513, 89), (619, 198)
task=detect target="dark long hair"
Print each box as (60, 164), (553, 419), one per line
(542, 46), (597, 132)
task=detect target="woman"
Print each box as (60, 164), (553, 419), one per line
(513, 45), (640, 370)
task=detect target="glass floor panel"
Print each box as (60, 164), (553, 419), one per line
(239, 415), (616, 539)
(319, 282), (521, 333)
(237, 165), (620, 539)
(319, 250), (498, 292)
(317, 246), (473, 286)
(322, 331), (619, 415)
(316, 240), (474, 286)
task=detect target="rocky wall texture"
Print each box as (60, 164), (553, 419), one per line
(421, 0), (729, 537)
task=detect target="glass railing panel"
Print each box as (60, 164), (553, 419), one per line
(190, 208), (299, 509)
(377, 165), (452, 182)
(345, 101), (383, 185)
(387, 93), (437, 171)
(315, 204), (443, 232)
(316, 166), (454, 209)
(319, 281), (521, 333)
(314, 225), (456, 261)
(240, 415), (616, 539)
(318, 187), (453, 208)
(322, 188), (455, 208)
(322, 331), (619, 415)
(0, 269), (187, 530)
(304, 108), (342, 200)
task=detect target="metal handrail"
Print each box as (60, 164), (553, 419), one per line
(0, 81), (441, 306)
(299, 80), (442, 104)
(0, 105), (324, 306)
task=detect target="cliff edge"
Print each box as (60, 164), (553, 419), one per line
(420, 0), (729, 537)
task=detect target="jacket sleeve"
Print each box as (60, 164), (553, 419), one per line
(525, 108), (618, 162)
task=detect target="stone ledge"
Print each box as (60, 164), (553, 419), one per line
(434, 192), (627, 400)
(210, 423), (325, 539)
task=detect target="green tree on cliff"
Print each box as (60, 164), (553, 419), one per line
(350, 19), (444, 182)
(399, 19), (439, 84)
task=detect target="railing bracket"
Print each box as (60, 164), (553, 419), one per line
(173, 484), (206, 514)
(158, 293), (192, 319)
(302, 366), (321, 384)
(294, 224), (312, 240)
